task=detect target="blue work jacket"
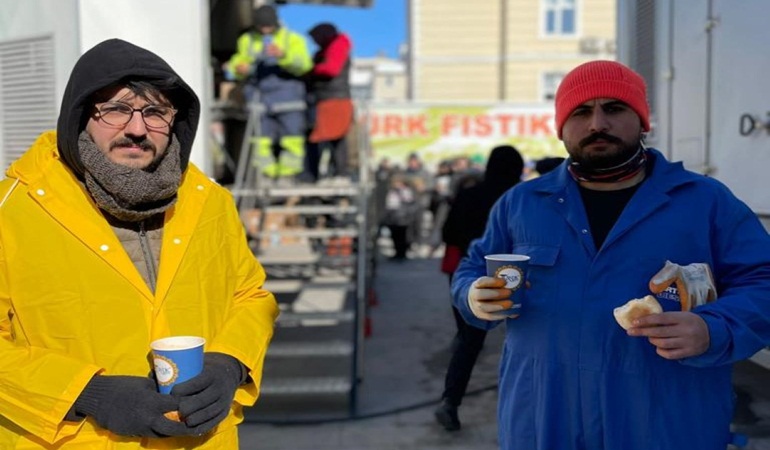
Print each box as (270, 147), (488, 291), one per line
(452, 149), (770, 450)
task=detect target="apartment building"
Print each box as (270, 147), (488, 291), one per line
(351, 56), (408, 103)
(408, 0), (616, 102)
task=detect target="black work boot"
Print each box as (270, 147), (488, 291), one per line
(434, 399), (461, 431)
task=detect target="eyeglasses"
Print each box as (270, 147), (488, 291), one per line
(94, 102), (177, 129)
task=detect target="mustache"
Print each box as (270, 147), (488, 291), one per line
(579, 132), (623, 148)
(110, 137), (156, 152)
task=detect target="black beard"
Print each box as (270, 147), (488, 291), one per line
(570, 132), (641, 171)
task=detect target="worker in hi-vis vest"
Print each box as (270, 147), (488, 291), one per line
(228, 5), (312, 178)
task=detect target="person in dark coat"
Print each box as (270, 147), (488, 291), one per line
(435, 145), (524, 431)
(301, 22), (353, 181)
(534, 156), (565, 175)
(383, 172), (416, 260)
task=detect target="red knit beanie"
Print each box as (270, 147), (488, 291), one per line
(554, 60), (650, 138)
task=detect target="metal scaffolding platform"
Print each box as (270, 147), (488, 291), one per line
(224, 96), (378, 421)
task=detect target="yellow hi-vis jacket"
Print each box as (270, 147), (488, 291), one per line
(0, 131), (279, 449)
(227, 27), (312, 79)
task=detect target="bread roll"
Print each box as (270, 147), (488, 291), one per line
(613, 295), (663, 330)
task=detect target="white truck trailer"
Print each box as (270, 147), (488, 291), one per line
(617, 0), (770, 370)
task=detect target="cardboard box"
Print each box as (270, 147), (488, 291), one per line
(241, 208), (303, 247)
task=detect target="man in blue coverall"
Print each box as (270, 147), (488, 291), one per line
(451, 60), (770, 450)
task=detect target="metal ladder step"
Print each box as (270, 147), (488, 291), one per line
(276, 310), (355, 324)
(232, 186), (360, 198)
(257, 252), (320, 265)
(260, 376), (353, 395)
(255, 228), (359, 239)
(263, 279), (304, 294)
(264, 204), (358, 215)
(267, 340), (354, 357)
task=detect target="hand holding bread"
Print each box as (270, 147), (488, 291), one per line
(613, 295), (663, 330)
(622, 307), (711, 360)
(614, 287), (710, 359)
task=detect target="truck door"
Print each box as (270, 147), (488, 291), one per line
(709, 0), (770, 216)
(668, 0), (710, 172)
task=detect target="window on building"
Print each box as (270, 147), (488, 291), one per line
(542, 72), (566, 101)
(351, 85), (372, 102)
(544, 0), (577, 36)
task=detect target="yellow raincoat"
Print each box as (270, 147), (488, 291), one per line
(0, 131), (279, 449)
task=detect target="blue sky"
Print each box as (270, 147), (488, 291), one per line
(278, 1), (407, 58)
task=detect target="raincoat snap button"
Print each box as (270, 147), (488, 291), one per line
(557, 198), (564, 203)
(36, 189), (45, 196)
(196, 185), (204, 191)
(173, 238), (181, 245)
(99, 244), (109, 251)
(581, 229), (588, 234)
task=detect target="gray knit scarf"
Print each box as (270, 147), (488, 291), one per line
(78, 130), (182, 222)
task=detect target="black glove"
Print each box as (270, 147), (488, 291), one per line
(74, 375), (193, 437)
(172, 352), (244, 434)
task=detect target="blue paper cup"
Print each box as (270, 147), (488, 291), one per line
(150, 336), (205, 394)
(484, 254), (530, 312)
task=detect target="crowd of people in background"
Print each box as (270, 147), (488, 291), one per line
(374, 150), (565, 262)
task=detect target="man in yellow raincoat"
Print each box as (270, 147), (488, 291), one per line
(0, 38), (279, 449)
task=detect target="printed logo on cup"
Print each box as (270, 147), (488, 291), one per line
(154, 354), (180, 387)
(495, 265), (525, 290)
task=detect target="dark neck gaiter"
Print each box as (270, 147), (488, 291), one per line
(568, 147), (647, 183)
(78, 130), (182, 222)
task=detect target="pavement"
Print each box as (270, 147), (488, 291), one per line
(238, 247), (770, 450)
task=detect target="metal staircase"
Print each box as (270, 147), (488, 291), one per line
(226, 98), (377, 421)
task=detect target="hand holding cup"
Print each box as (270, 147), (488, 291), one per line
(468, 276), (518, 320)
(469, 254), (530, 321)
(151, 336), (206, 421)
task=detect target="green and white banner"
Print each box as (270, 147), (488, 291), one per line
(366, 103), (568, 169)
